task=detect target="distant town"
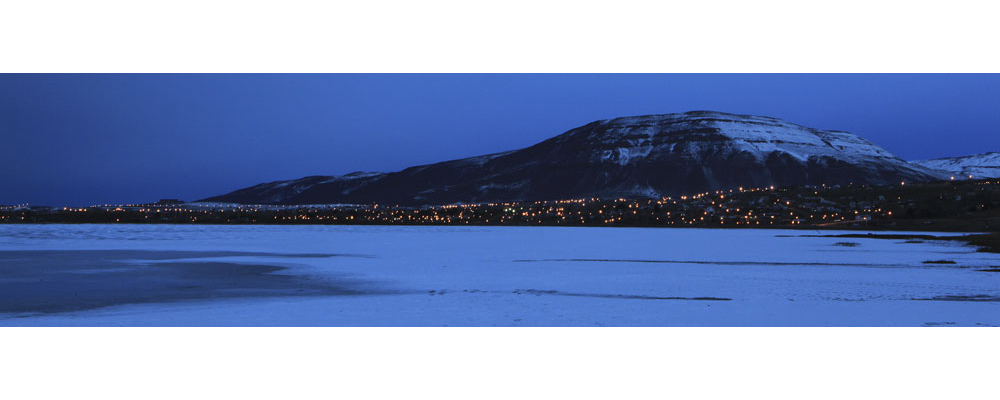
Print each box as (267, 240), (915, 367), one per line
(2, 179), (997, 231)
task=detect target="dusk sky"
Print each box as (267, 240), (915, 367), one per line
(2, 74), (998, 206)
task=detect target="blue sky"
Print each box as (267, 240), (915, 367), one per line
(1, 74), (998, 206)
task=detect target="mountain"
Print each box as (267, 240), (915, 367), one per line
(203, 111), (944, 206)
(913, 152), (1000, 179)
(207, 172), (385, 205)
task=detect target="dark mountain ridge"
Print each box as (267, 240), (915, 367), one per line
(203, 111), (945, 205)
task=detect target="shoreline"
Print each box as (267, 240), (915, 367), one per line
(810, 232), (1000, 254)
(0, 220), (995, 231)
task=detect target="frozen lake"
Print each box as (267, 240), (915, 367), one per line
(1, 224), (998, 326)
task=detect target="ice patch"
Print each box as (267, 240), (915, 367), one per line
(1, 225), (997, 327)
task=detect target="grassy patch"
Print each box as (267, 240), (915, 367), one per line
(960, 233), (1000, 253)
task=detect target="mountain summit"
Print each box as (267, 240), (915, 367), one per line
(203, 111), (943, 205)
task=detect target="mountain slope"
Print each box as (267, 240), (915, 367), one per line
(208, 172), (385, 204)
(203, 111), (944, 205)
(914, 152), (1000, 179)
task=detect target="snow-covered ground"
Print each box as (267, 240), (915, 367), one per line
(1, 224), (998, 326)
(914, 151), (1000, 179)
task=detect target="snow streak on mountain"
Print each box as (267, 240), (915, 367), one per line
(915, 152), (1000, 179)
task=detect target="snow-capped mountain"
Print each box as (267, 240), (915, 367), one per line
(203, 111), (943, 205)
(913, 152), (1000, 179)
